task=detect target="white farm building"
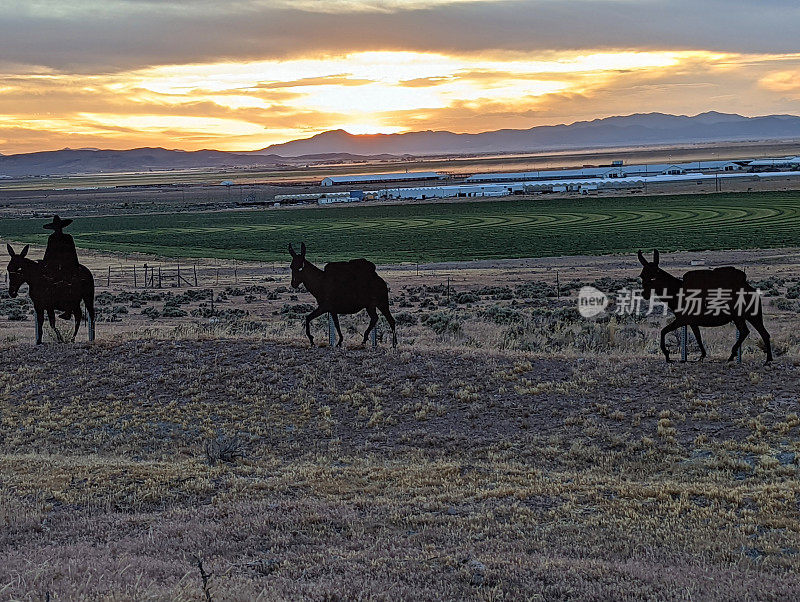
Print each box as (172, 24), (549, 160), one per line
(380, 184), (515, 200)
(747, 157), (800, 170)
(321, 172), (442, 187)
(379, 170), (800, 201)
(465, 161), (745, 184)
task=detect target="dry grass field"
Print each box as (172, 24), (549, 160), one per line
(2, 248), (800, 600)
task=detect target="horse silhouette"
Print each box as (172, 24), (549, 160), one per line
(638, 249), (772, 363)
(6, 244), (96, 344)
(288, 242), (397, 348)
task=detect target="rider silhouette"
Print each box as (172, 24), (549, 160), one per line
(42, 215), (79, 319)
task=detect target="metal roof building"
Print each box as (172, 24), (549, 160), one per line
(381, 170), (800, 201)
(747, 157), (800, 168)
(465, 160), (749, 184)
(321, 172), (441, 186)
(380, 183), (515, 200)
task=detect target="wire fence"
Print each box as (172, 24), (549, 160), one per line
(97, 260), (287, 289)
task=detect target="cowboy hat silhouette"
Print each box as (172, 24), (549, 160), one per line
(43, 215), (73, 230)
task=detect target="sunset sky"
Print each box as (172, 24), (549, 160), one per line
(1, 0), (799, 154)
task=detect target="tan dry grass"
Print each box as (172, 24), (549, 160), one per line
(1, 339), (799, 599)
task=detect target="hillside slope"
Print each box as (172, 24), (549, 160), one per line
(1, 340), (798, 599)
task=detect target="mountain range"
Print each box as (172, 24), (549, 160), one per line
(2, 112), (799, 178)
(256, 112), (800, 157)
(0, 148), (396, 178)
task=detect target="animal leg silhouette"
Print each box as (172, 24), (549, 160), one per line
(728, 319), (749, 362)
(305, 306), (326, 347)
(378, 302), (397, 348)
(690, 325), (706, 361)
(747, 313), (773, 363)
(84, 295), (95, 342)
(362, 306), (379, 345)
(46, 308), (64, 342)
(34, 307), (45, 345)
(659, 318), (684, 363)
(72, 304), (82, 341)
(330, 313), (344, 347)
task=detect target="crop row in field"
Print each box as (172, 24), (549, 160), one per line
(2, 191), (800, 263)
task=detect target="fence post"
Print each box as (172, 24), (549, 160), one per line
(681, 325), (687, 362)
(328, 313), (335, 347)
(107, 265), (111, 287)
(193, 264), (198, 287)
(133, 264), (137, 288)
(177, 264), (181, 288)
(158, 266), (162, 288)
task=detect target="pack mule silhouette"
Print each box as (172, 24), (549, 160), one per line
(6, 244), (96, 344)
(638, 249), (772, 363)
(288, 242), (397, 348)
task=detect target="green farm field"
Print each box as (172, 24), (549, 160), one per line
(3, 190), (800, 263)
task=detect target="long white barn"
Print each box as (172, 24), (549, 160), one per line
(379, 170), (798, 200)
(465, 161), (744, 183)
(748, 156), (800, 168)
(321, 172), (441, 186)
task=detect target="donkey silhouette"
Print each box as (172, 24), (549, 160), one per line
(288, 242), (397, 348)
(6, 244), (96, 344)
(638, 249), (771, 363)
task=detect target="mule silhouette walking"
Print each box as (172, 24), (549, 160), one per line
(6, 244), (96, 344)
(638, 249), (772, 363)
(288, 242), (397, 348)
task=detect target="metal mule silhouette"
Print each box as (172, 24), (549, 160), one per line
(288, 242), (397, 348)
(6, 243), (96, 344)
(638, 249), (772, 363)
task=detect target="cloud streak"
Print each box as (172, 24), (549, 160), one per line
(1, 1), (799, 73)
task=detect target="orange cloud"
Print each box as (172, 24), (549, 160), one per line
(760, 70), (800, 95)
(1, 49), (799, 154)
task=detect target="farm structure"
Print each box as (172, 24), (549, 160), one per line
(273, 191), (353, 205)
(379, 170), (800, 200)
(380, 183), (514, 200)
(273, 191), (372, 205)
(465, 160), (747, 184)
(748, 156), (800, 170)
(321, 171), (443, 186)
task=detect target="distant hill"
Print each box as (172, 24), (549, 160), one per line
(0, 148), (399, 178)
(3, 112), (800, 177)
(256, 112), (800, 157)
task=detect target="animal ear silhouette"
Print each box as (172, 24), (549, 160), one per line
(300, 242), (306, 257)
(652, 249), (660, 266)
(20, 245), (29, 258)
(288, 243), (297, 257)
(637, 250), (647, 266)
(6, 243), (14, 257)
